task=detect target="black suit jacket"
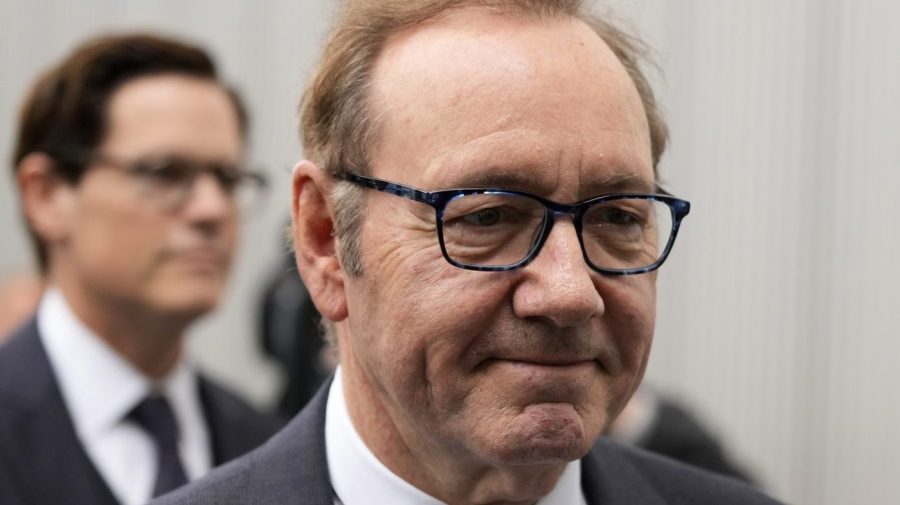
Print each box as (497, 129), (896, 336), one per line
(151, 378), (784, 505)
(0, 319), (282, 505)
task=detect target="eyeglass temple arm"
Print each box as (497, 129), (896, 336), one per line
(340, 173), (438, 206)
(653, 185), (692, 219)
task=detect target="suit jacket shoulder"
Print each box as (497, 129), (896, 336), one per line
(152, 379), (334, 505)
(582, 437), (783, 504)
(0, 319), (121, 505)
(198, 375), (284, 464)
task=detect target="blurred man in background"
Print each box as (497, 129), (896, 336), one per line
(0, 33), (280, 505)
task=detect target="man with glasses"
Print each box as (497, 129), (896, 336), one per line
(0, 34), (279, 505)
(156, 1), (782, 504)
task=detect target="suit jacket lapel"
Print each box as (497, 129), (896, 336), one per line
(241, 376), (335, 505)
(199, 377), (245, 464)
(1, 320), (120, 505)
(198, 376), (283, 466)
(581, 437), (668, 505)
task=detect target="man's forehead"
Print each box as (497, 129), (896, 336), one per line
(367, 7), (653, 196)
(101, 74), (243, 160)
(371, 8), (631, 107)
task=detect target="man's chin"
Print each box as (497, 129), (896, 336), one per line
(482, 403), (594, 465)
(151, 288), (222, 321)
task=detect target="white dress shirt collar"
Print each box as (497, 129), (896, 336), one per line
(325, 366), (586, 505)
(38, 287), (211, 505)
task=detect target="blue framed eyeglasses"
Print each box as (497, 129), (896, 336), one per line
(339, 173), (690, 276)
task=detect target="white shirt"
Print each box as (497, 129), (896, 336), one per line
(38, 288), (212, 505)
(325, 366), (587, 505)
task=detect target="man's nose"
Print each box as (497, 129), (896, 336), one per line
(511, 221), (604, 328)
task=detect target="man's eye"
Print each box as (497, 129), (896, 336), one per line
(134, 159), (191, 185)
(596, 207), (642, 226)
(211, 166), (243, 192)
(461, 207), (505, 226)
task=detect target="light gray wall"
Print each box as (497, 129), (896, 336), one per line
(2, 2), (898, 504)
(637, 2), (900, 503)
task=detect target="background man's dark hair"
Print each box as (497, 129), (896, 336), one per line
(11, 33), (248, 271)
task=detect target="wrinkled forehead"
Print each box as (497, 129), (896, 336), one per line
(367, 7), (653, 199)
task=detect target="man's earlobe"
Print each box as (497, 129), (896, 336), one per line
(292, 161), (348, 322)
(16, 153), (74, 244)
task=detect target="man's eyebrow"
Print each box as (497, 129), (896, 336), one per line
(587, 173), (657, 194)
(433, 168), (657, 195)
(433, 169), (536, 191)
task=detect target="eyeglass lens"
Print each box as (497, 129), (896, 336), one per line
(129, 157), (263, 213)
(440, 193), (672, 271)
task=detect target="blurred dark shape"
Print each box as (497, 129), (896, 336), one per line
(606, 385), (755, 483)
(259, 251), (331, 415)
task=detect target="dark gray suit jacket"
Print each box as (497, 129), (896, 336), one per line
(0, 318), (282, 505)
(151, 377), (784, 505)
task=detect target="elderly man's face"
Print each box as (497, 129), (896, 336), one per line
(341, 10), (657, 469)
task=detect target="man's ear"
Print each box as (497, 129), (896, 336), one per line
(292, 160), (348, 322)
(16, 153), (76, 245)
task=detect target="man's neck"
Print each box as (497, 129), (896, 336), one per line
(52, 278), (188, 380)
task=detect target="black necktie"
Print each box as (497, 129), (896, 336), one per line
(127, 394), (189, 497)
